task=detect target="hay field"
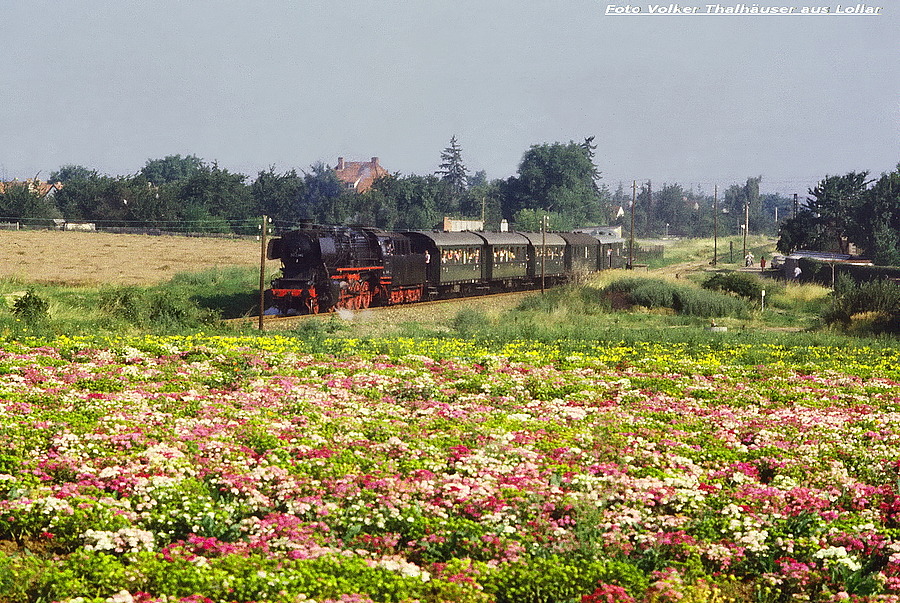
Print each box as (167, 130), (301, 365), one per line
(0, 230), (275, 286)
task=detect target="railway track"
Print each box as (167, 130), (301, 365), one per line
(228, 289), (538, 330)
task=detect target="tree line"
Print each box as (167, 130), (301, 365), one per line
(0, 137), (815, 241)
(0, 139), (613, 234)
(777, 164), (900, 266)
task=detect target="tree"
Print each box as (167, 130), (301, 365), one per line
(0, 182), (61, 224)
(504, 140), (605, 229)
(176, 163), (252, 232)
(776, 209), (828, 254)
(141, 155), (204, 185)
(250, 167), (307, 225)
(302, 162), (356, 225)
(805, 172), (869, 254)
(651, 184), (689, 236)
(436, 136), (470, 217)
(49, 164), (98, 184)
(436, 136), (469, 195)
(49, 173), (127, 224)
(723, 177), (762, 236)
(379, 174), (442, 230)
(863, 165), (900, 265)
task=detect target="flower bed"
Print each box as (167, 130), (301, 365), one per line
(1, 334), (900, 602)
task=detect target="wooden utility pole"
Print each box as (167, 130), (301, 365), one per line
(540, 214), (547, 294)
(742, 197), (749, 264)
(258, 215), (268, 331)
(629, 180), (636, 269)
(713, 185), (718, 266)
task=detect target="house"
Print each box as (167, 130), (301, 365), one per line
(0, 179), (63, 198)
(334, 157), (388, 193)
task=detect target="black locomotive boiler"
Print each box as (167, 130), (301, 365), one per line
(265, 223), (624, 315)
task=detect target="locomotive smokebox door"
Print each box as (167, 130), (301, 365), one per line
(266, 238), (282, 260)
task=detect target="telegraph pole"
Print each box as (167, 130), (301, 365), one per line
(258, 215), (269, 331)
(742, 197), (749, 265)
(713, 185), (718, 266)
(629, 180), (636, 269)
(541, 214), (547, 294)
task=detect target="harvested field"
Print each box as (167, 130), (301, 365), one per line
(0, 230), (276, 286)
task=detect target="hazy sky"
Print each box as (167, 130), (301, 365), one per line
(1, 0), (897, 195)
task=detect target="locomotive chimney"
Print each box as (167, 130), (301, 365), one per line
(337, 157), (345, 170)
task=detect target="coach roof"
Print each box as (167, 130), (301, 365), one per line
(516, 232), (567, 247)
(558, 232), (601, 247)
(407, 231), (485, 247)
(473, 232), (531, 246)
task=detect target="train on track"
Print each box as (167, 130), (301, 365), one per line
(265, 223), (626, 315)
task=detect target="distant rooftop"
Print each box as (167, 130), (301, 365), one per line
(334, 157), (388, 193)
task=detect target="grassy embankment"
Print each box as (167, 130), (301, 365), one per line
(2, 234), (894, 351)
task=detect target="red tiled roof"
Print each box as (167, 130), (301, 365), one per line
(334, 157), (388, 193)
(0, 179), (63, 197)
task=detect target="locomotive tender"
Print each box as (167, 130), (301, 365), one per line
(265, 223), (624, 315)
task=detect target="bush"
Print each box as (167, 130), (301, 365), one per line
(99, 285), (219, 331)
(823, 276), (900, 334)
(11, 289), (50, 324)
(482, 555), (647, 603)
(602, 278), (748, 318)
(451, 308), (491, 337)
(701, 272), (764, 300)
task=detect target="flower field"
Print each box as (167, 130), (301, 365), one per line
(2, 334), (900, 602)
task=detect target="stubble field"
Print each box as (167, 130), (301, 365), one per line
(0, 231), (272, 286)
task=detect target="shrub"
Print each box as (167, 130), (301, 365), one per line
(11, 289), (50, 324)
(602, 278), (748, 318)
(99, 285), (219, 331)
(99, 286), (148, 324)
(451, 308), (491, 337)
(482, 556), (647, 603)
(701, 272), (764, 300)
(823, 276), (900, 334)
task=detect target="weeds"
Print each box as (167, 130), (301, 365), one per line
(603, 277), (749, 318)
(12, 289), (50, 324)
(701, 272), (766, 300)
(822, 276), (900, 334)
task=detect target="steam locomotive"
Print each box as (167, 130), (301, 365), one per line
(265, 223), (624, 315)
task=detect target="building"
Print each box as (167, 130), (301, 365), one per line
(0, 179), (63, 198)
(442, 217), (484, 232)
(334, 157), (388, 193)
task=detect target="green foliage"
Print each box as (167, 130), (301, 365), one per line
(437, 135), (469, 198)
(250, 166), (308, 224)
(516, 283), (609, 315)
(776, 210), (828, 254)
(722, 177), (762, 235)
(806, 171), (870, 254)
(701, 271), (764, 300)
(140, 154), (203, 185)
(0, 182), (62, 225)
(451, 308), (491, 337)
(504, 140), (608, 227)
(99, 285), (220, 331)
(604, 277), (748, 318)
(776, 166), (900, 265)
(822, 276), (900, 334)
(482, 555), (647, 603)
(12, 289), (50, 324)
